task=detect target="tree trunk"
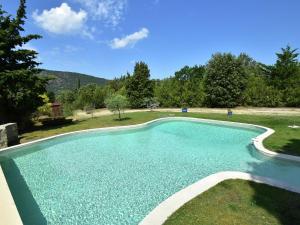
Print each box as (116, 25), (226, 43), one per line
(118, 108), (121, 120)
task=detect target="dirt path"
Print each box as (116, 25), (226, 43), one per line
(73, 107), (300, 120)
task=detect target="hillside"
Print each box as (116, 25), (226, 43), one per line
(38, 69), (109, 93)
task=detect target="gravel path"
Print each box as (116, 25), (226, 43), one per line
(73, 107), (300, 120)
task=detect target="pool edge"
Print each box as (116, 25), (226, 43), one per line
(1, 117), (300, 162)
(139, 171), (300, 225)
(0, 166), (23, 225)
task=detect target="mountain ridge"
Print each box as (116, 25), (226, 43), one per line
(38, 69), (109, 93)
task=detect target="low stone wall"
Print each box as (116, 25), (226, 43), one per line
(0, 123), (18, 149)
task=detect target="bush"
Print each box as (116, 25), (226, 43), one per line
(284, 87), (300, 107)
(243, 75), (282, 107)
(37, 93), (52, 117)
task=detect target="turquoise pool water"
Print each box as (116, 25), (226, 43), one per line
(1, 119), (300, 225)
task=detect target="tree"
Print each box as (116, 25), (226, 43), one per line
(154, 65), (206, 107)
(74, 84), (97, 110)
(271, 46), (300, 89)
(143, 97), (159, 111)
(205, 53), (246, 107)
(37, 93), (52, 117)
(0, 0), (47, 128)
(269, 46), (300, 106)
(56, 90), (76, 116)
(126, 62), (153, 108)
(173, 65), (206, 107)
(105, 94), (128, 120)
(242, 75), (282, 107)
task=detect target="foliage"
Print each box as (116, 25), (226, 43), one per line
(205, 53), (247, 107)
(74, 84), (97, 109)
(0, 0), (47, 129)
(155, 65), (206, 107)
(284, 86), (300, 107)
(56, 90), (76, 117)
(143, 97), (160, 111)
(37, 93), (52, 117)
(56, 84), (109, 116)
(105, 94), (128, 120)
(126, 62), (154, 108)
(243, 75), (282, 107)
(108, 74), (130, 93)
(270, 45), (300, 90)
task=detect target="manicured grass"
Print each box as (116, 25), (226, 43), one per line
(20, 111), (300, 156)
(164, 180), (300, 225)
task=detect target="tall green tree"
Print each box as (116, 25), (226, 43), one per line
(154, 65), (206, 107)
(270, 46), (300, 106)
(270, 46), (300, 89)
(205, 53), (246, 108)
(126, 62), (153, 108)
(0, 0), (47, 128)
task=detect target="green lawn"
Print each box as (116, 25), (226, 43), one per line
(164, 180), (300, 225)
(20, 111), (300, 156)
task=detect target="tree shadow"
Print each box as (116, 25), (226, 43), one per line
(280, 138), (300, 156)
(113, 117), (131, 121)
(1, 159), (47, 225)
(20, 120), (77, 134)
(246, 144), (300, 225)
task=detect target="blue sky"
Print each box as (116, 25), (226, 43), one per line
(2, 0), (300, 79)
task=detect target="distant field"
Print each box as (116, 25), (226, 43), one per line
(20, 111), (300, 156)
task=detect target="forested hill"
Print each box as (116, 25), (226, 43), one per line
(38, 69), (109, 93)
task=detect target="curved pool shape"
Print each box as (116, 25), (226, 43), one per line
(0, 118), (300, 225)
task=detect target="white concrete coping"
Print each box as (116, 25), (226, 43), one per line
(0, 117), (300, 225)
(0, 166), (23, 225)
(139, 171), (300, 225)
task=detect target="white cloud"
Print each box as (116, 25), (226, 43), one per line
(75, 0), (127, 27)
(110, 28), (149, 49)
(33, 3), (87, 34)
(21, 43), (38, 52)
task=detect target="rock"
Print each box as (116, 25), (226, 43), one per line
(0, 123), (18, 149)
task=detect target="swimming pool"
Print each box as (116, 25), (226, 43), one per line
(1, 118), (300, 225)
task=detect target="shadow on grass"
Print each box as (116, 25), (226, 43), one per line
(113, 117), (131, 121)
(280, 138), (300, 156)
(249, 181), (300, 225)
(1, 159), (47, 225)
(247, 145), (300, 225)
(20, 120), (78, 134)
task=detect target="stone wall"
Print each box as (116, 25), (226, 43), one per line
(0, 123), (18, 149)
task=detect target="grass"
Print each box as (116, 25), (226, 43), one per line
(20, 111), (300, 156)
(164, 180), (300, 225)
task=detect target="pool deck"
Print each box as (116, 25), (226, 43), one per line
(0, 117), (300, 225)
(0, 167), (23, 225)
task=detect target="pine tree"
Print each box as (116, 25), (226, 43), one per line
(0, 0), (48, 129)
(271, 45), (300, 90)
(126, 62), (153, 108)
